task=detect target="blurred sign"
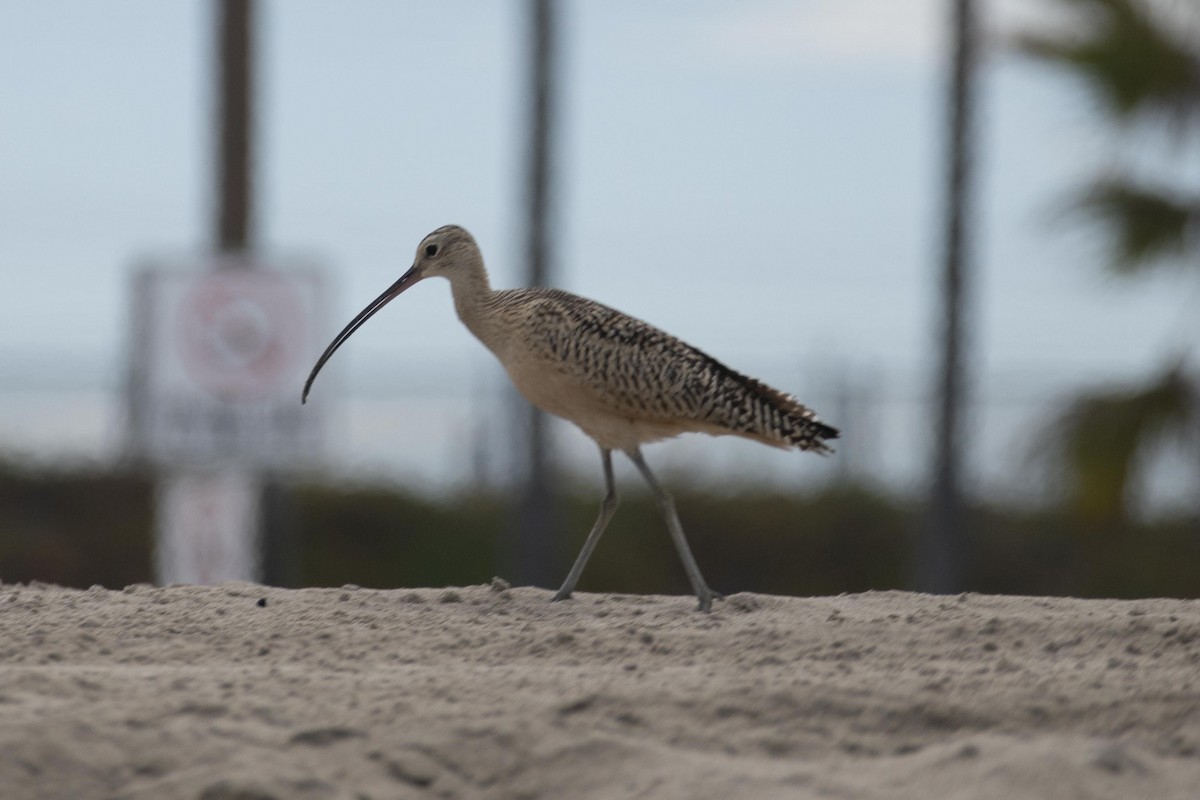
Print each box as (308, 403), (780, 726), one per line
(128, 260), (327, 469)
(155, 468), (260, 584)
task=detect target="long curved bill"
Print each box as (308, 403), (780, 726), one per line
(301, 265), (421, 404)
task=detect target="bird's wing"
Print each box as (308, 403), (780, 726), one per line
(518, 289), (837, 451)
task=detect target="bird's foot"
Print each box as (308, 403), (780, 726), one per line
(695, 589), (724, 613)
(551, 589), (572, 603)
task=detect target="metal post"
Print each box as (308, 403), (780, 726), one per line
(920, 0), (978, 593)
(216, 0), (255, 254)
(513, 0), (561, 587)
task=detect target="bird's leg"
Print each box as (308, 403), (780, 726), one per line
(553, 448), (618, 603)
(625, 448), (721, 613)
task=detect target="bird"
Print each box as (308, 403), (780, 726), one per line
(302, 225), (838, 612)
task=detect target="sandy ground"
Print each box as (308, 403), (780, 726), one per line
(1, 582), (1199, 799)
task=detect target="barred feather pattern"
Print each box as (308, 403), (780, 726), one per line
(484, 288), (839, 453)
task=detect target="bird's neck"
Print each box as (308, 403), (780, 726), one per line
(447, 255), (495, 334)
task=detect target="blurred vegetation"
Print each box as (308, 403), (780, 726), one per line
(1016, 0), (1200, 522)
(0, 460), (154, 588)
(1, 461), (1197, 599)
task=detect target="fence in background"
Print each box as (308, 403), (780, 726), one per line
(7, 348), (1193, 517)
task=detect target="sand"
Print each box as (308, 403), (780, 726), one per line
(1, 581), (1199, 799)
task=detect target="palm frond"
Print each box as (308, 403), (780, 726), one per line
(1041, 362), (1198, 522)
(1070, 178), (1200, 274)
(1015, 0), (1200, 128)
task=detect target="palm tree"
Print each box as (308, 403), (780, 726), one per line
(1043, 361), (1197, 521)
(1016, 0), (1200, 521)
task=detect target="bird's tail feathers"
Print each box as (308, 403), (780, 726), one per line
(741, 376), (840, 454)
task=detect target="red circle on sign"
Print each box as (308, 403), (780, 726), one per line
(175, 271), (305, 401)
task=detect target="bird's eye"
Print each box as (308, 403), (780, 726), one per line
(425, 243), (439, 258)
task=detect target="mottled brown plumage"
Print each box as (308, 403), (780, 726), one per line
(303, 224), (838, 612)
(494, 286), (838, 453)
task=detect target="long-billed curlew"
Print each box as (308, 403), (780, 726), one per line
(302, 225), (838, 611)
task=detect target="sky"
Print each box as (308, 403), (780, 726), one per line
(0, 1), (1195, 503)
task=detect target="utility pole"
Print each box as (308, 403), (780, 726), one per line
(513, 0), (561, 587)
(920, 0), (979, 593)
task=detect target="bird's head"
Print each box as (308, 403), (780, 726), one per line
(409, 224), (480, 282)
(300, 224), (481, 404)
